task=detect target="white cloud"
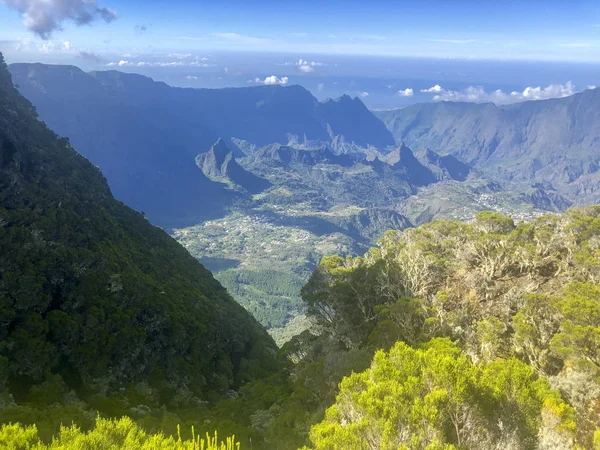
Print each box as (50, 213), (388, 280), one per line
(588, 85), (597, 90)
(253, 75), (289, 86)
(426, 82), (577, 105)
(2, 0), (117, 39)
(397, 88), (414, 97)
(359, 91), (369, 98)
(25, 38), (77, 54)
(281, 58), (324, 73)
(186, 75), (198, 80)
(421, 85), (443, 93)
(38, 41), (57, 53)
(317, 83), (325, 91)
(298, 65), (315, 73)
(106, 60), (216, 68)
(168, 53), (192, 59)
(13, 37), (33, 51)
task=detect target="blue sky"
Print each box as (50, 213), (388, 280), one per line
(1, 0), (600, 61)
(1, 0), (599, 109)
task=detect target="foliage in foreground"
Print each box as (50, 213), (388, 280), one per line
(263, 207), (600, 449)
(307, 339), (575, 450)
(0, 416), (239, 450)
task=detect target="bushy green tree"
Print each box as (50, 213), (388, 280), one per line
(307, 339), (574, 450)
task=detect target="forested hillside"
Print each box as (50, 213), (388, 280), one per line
(246, 207), (600, 449)
(0, 51), (276, 437)
(5, 204), (599, 449)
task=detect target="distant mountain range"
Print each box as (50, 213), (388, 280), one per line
(376, 88), (600, 204)
(9, 63), (394, 227)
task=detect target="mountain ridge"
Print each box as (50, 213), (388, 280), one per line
(9, 63), (395, 227)
(375, 88), (600, 203)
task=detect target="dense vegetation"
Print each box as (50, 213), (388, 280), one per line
(307, 339), (575, 449)
(238, 207), (600, 449)
(0, 417), (240, 449)
(157, 207), (600, 449)
(4, 206), (600, 448)
(0, 50), (276, 433)
(173, 210), (359, 343)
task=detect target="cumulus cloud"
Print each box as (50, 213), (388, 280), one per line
(423, 82), (577, 105)
(37, 41), (55, 53)
(359, 91), (369, 98)
(298, 65), (314, 73)
(168, 53), (193, 59)
(2, 0), (118, 39)
(260, 75), (289, 85)
(397, 88), (414, 97)
(279, 58), (324, 72)
(421, 84), (443, 93)
(283, 58), (324, 73)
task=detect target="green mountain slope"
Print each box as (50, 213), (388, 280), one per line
(0, 52), (276, 410)
(261, 207), (600, 449)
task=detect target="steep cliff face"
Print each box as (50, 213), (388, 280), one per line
(319, 94), (396, 149)
(196, 138), (271, 193)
